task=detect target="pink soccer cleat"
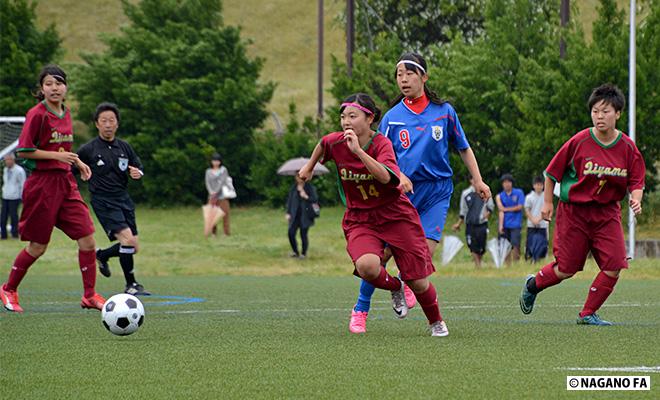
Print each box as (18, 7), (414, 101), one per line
(1, 284), (23, 313)
(404, 284), (416, 309)
(349, 309), (368, 334)
(80, 292), (106, 311)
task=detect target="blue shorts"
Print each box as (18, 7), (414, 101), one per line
(406, 179), (453, 242)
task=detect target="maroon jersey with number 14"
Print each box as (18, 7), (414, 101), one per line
(320, 131), (401, 209)
(545, 128), (645, 205)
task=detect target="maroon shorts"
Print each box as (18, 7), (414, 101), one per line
(19, 170), (95, 243)
(343, 195), (435, 281)
(553, 201), (628, 274)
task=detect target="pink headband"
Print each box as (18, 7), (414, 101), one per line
(341, 102), (373, 115)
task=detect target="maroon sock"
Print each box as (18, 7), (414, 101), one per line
(579, 271), (618, 317)
(365, 267), (402, 292)
(5, 249), (38, 291)
(415, 283), (442, 325)
(535, 262), (562, 291)
(79, 250), (97, 298)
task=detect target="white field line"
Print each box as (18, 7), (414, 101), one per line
(559, 366), (660, 373)
(157, 302), (659, 315)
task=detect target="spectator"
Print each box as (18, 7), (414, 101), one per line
(1, 154), (26, 239)
(453, 174), (495, 267)
(285, 175), (318, 259)
(524, 176), (549, 262)
(496, 173), (525, 263)
(205, 153), (234, 236)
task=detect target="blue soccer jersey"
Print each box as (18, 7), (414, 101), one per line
(379, 101), (470, 181)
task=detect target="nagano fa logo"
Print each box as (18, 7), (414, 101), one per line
(432, 125), (443, 141)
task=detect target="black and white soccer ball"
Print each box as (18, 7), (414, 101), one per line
(102, 293), (145, 336)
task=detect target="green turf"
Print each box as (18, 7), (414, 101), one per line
(0, 206), (658, 398)
(1, 275), (658, 399)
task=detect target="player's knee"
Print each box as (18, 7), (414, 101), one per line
(603, 270), (620, 278)
(406, 278), (429, 294)
(355, 256), (380, 280)
(27, 242), (47, 257)
(77, 235), (95, 251)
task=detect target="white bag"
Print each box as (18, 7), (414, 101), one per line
(221, 177), (237, 199)
(442, 235), (464, 266)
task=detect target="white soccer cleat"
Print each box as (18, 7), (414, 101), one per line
(430, 320), (449, 337)
(391, 279), (408, 319)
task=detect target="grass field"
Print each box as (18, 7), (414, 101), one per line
(0, 207), (658, 398)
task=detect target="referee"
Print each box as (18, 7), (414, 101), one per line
(78, 102), (150, 296)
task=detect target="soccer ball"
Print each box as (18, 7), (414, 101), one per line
(102, 293), (145, 336)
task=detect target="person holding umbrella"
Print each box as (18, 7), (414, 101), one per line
(278, 157), (327, 258)
(285, 174), (318, 259)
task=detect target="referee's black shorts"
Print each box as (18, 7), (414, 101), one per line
(466, 223), (488, 255)
(91, 193), (138, 241)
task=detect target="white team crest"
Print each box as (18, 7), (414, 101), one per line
(118, 157), (129, 171)
(432, 125), (443, 141)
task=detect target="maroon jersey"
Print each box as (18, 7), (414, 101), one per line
(17, 101), (74, 171)
(545, 128), (645, 205)
(320, 131), (401, 209)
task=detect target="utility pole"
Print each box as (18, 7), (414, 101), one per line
(317, 0), (324, 135)
(346, 0), (354, 77)
(628, 0), (637, 258)
(560, 0), (569, 58)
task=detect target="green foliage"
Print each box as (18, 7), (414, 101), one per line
(352, 0), (485, 52)
(331, 0), (658, 196)
(72, 0), (274, 205)
(0, 0), (62, 115)
(248, 104), (339, 207)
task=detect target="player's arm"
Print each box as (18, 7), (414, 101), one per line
(17, 149), (78, 164)
(126, 144), (144, 179)
(299, 142), (324, 182)
(343, 129), (391, 184)
(495, 194), (505, 233)
(541, 176), (555, 221)
(458, 148), (491, 200)
(629, 189), (643, 215)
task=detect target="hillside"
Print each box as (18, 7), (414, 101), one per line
(34, 0), (636, 127)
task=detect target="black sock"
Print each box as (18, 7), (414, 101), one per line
(527, 276), (540, 294)
(98, 243), (120, 261)
(119, 245), (137, 285)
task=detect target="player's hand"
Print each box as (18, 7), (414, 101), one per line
(541, 201), (554, 221)
(128, 166), (143, 180)
(398, 172), (414, 193)
(452, 222), (460, 232)
(498, 226), (504, 235)
(55, 151), (79, 165)
(298, 166), (312, 182)
(343, 129), (360, 154)
(77, 160), (92, 181)
(629, 198), (642, 215)
(474, 180), (491, 200)
(285, 213), (291, 222)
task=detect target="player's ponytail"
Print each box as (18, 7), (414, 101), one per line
(390, 53), (446, 107)
(340, 93), (381, 128)
(33, 64), (67, 101)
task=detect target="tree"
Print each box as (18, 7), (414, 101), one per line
(0, 0), (62, 115)
(72, 0), (274, 205)
(352, 0), (485, 52)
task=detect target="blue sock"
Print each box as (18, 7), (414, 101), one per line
(354, 279), (376, 312)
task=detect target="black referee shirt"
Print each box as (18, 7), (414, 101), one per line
(77, 136), (143, 195)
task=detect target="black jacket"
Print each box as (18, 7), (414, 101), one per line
(286, 183), (318, 229)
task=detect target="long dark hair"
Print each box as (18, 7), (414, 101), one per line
(33, 64), (67, 101)
(390, 53), (446, 107)
(339, 93), (382, 128)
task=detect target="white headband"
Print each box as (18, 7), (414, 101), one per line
(396, 60), (426, 75)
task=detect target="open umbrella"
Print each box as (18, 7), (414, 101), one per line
(488, 237), (511, 268)
(441, 235), (464, 266)
(277, 157), (329, 176)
